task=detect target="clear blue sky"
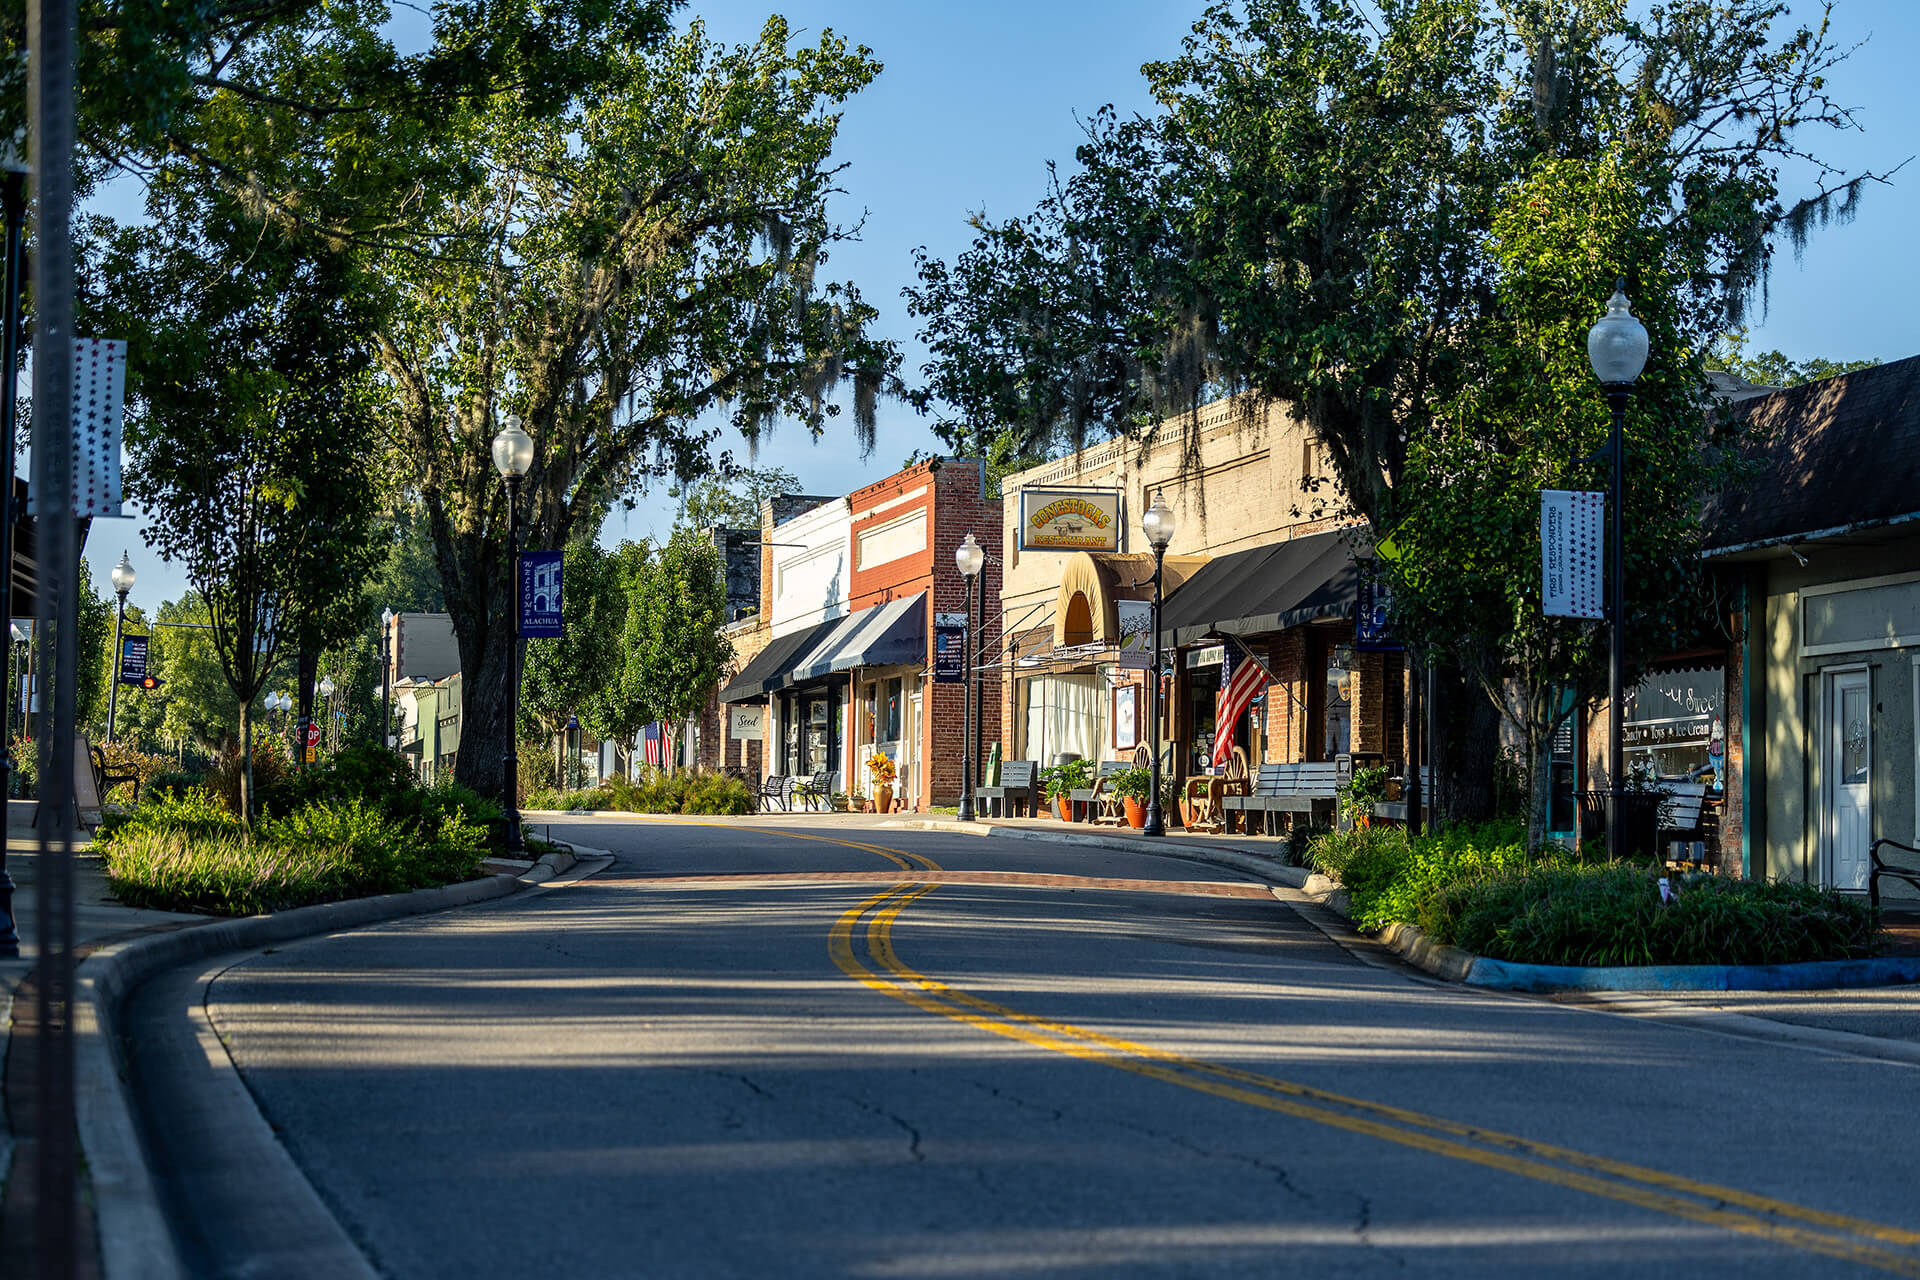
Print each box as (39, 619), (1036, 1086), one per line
(84, 0), (1920, 609)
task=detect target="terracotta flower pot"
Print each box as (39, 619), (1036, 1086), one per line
(1122, 796), (1146, 829)
(876, 785), (894, 814)
(1054, 795), (1073, 822)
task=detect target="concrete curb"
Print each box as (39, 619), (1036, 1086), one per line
(1304, 873), (1920, 994)
(79, 849), (578, 1280)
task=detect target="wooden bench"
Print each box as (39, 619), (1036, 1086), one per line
(1224, 761), (1341, 835)
(975, 760), (1040, 818)
(90, 743), (140, 806)
(758, 774), (793, 812)
(1069, 760), (1129, 824)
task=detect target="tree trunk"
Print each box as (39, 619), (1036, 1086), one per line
(1430, 661), (1498, 826)
(238, 700), (254, 827)
(447, 570), (518, 813)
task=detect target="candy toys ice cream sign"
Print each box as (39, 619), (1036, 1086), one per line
(1019, 488), (1122, 551)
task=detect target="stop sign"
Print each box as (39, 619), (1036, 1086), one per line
(305, 722), (322, 748)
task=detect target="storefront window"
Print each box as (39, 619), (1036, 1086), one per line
(1020, 673), (1107, 764)
(885, 676), (903, 742)
(1622, 666), (1725, 790)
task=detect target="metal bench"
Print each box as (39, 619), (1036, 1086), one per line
(792, 768), (833, 812)
(758, 774), (793, 812)
(1224, 761), (1341, 835)
(1870, 838), (1920, 907)
(90, 743), (140, 806)
(975, 760), (1040, 818)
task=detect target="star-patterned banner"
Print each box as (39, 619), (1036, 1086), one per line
(71, 337), (126, 517)
(1541, 489), (1604, 619)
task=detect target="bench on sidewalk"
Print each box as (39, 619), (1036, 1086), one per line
(1871, 839), (1920, 907)
(90, 743), (141, 806)
(758, 774), (792, 812)
(792, 768), (833, 812)
(1372, 766), (1432, 824)
(975, 760), (1040, 818)
(1223, 761), (1341, 836)
(1069, 760), (1129, 824)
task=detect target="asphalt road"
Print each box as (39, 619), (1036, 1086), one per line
(126, 818), (1920, 1277)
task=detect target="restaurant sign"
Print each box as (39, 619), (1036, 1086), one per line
(1018, 486), (1122, 552)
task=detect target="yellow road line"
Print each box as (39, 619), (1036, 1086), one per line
(833, 882), (1920, 1275)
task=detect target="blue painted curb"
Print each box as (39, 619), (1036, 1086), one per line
(1464, 955), (1920, 993)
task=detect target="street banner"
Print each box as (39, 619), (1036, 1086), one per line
(1354, 561), (1402, 652)
(1116, 598), (1153, 669)
(518, 550), (564, 637)
(932, 611), (966, 683)
(117, 634), (150, 684)
(73, 338), (127, 518)
(1541, 489), (1604, 619)
(1017, 486), (1122, 552)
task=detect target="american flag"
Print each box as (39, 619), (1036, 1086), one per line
(642, 722), (666, 767)
(1212, 637), (1268, 768)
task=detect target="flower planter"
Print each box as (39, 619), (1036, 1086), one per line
(1122, 796), (1146, 829)
(1054, 795), (1073, 822)
(876, 785), (894, 815)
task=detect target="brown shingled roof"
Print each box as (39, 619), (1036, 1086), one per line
(1705, 354), (1920, 551)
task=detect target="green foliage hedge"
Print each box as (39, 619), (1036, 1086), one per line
(97, 743), (497, 915)
(525, 769), (755, 816)
(1306, 821), (1880, 967)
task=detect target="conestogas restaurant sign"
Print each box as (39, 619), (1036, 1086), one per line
(1018, 487), (1123, 552)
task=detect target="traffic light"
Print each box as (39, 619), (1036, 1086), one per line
(139, 675), (164, 690)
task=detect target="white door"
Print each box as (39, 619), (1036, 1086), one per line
(1824, 668), (1873, 890)
(909, 685), (924, 810)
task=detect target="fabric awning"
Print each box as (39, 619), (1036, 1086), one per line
(1159, 529), (1362, 648)
(717, 617), (843, 703)
(790, 593), (927, 682)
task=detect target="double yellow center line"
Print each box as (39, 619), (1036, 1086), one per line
(828, 865), (1920, 1275)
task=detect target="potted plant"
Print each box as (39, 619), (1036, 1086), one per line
(1337, 764), (1389, 830)
(1109, 764), (1152, 828)
(1042, 758), (1094, 821)
(867, 751), (898, 814)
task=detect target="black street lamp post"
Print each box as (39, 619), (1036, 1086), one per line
(955, 533), (985, 821)
(1141, 491), (1177, 838)
(0, 150), (28, 958)
(1586, 278), (1649, 863)
(492, 415), (534, 853)
(105, 551), (134, 742)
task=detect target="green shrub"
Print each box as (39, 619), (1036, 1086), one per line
(143, 770), (206, 803)
(525, 769), (754, 816)
(101, 792), (488, 916)
(205, 736), (292, 815)
(1303, 817), (1879, 966)
(1437, 866), (1880, 967)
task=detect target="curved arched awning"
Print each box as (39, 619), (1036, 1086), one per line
(1053, 552), (1120, 649)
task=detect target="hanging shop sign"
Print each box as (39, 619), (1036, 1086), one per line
(518, 550), (565, 638)
(932, 612), (967, 683)
(1017, 486), (1122, 552)
(728, 705), (764, 739)
(1540, 489), (1604, 620)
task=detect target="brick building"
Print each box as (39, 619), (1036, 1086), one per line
(715, 459), (1003, 809)
(997, 395), (1407, 803)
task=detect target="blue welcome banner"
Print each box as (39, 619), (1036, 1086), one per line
(519, 551), (564, 638)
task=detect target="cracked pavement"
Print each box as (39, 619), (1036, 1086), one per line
(124, 817), (1920, 1278)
